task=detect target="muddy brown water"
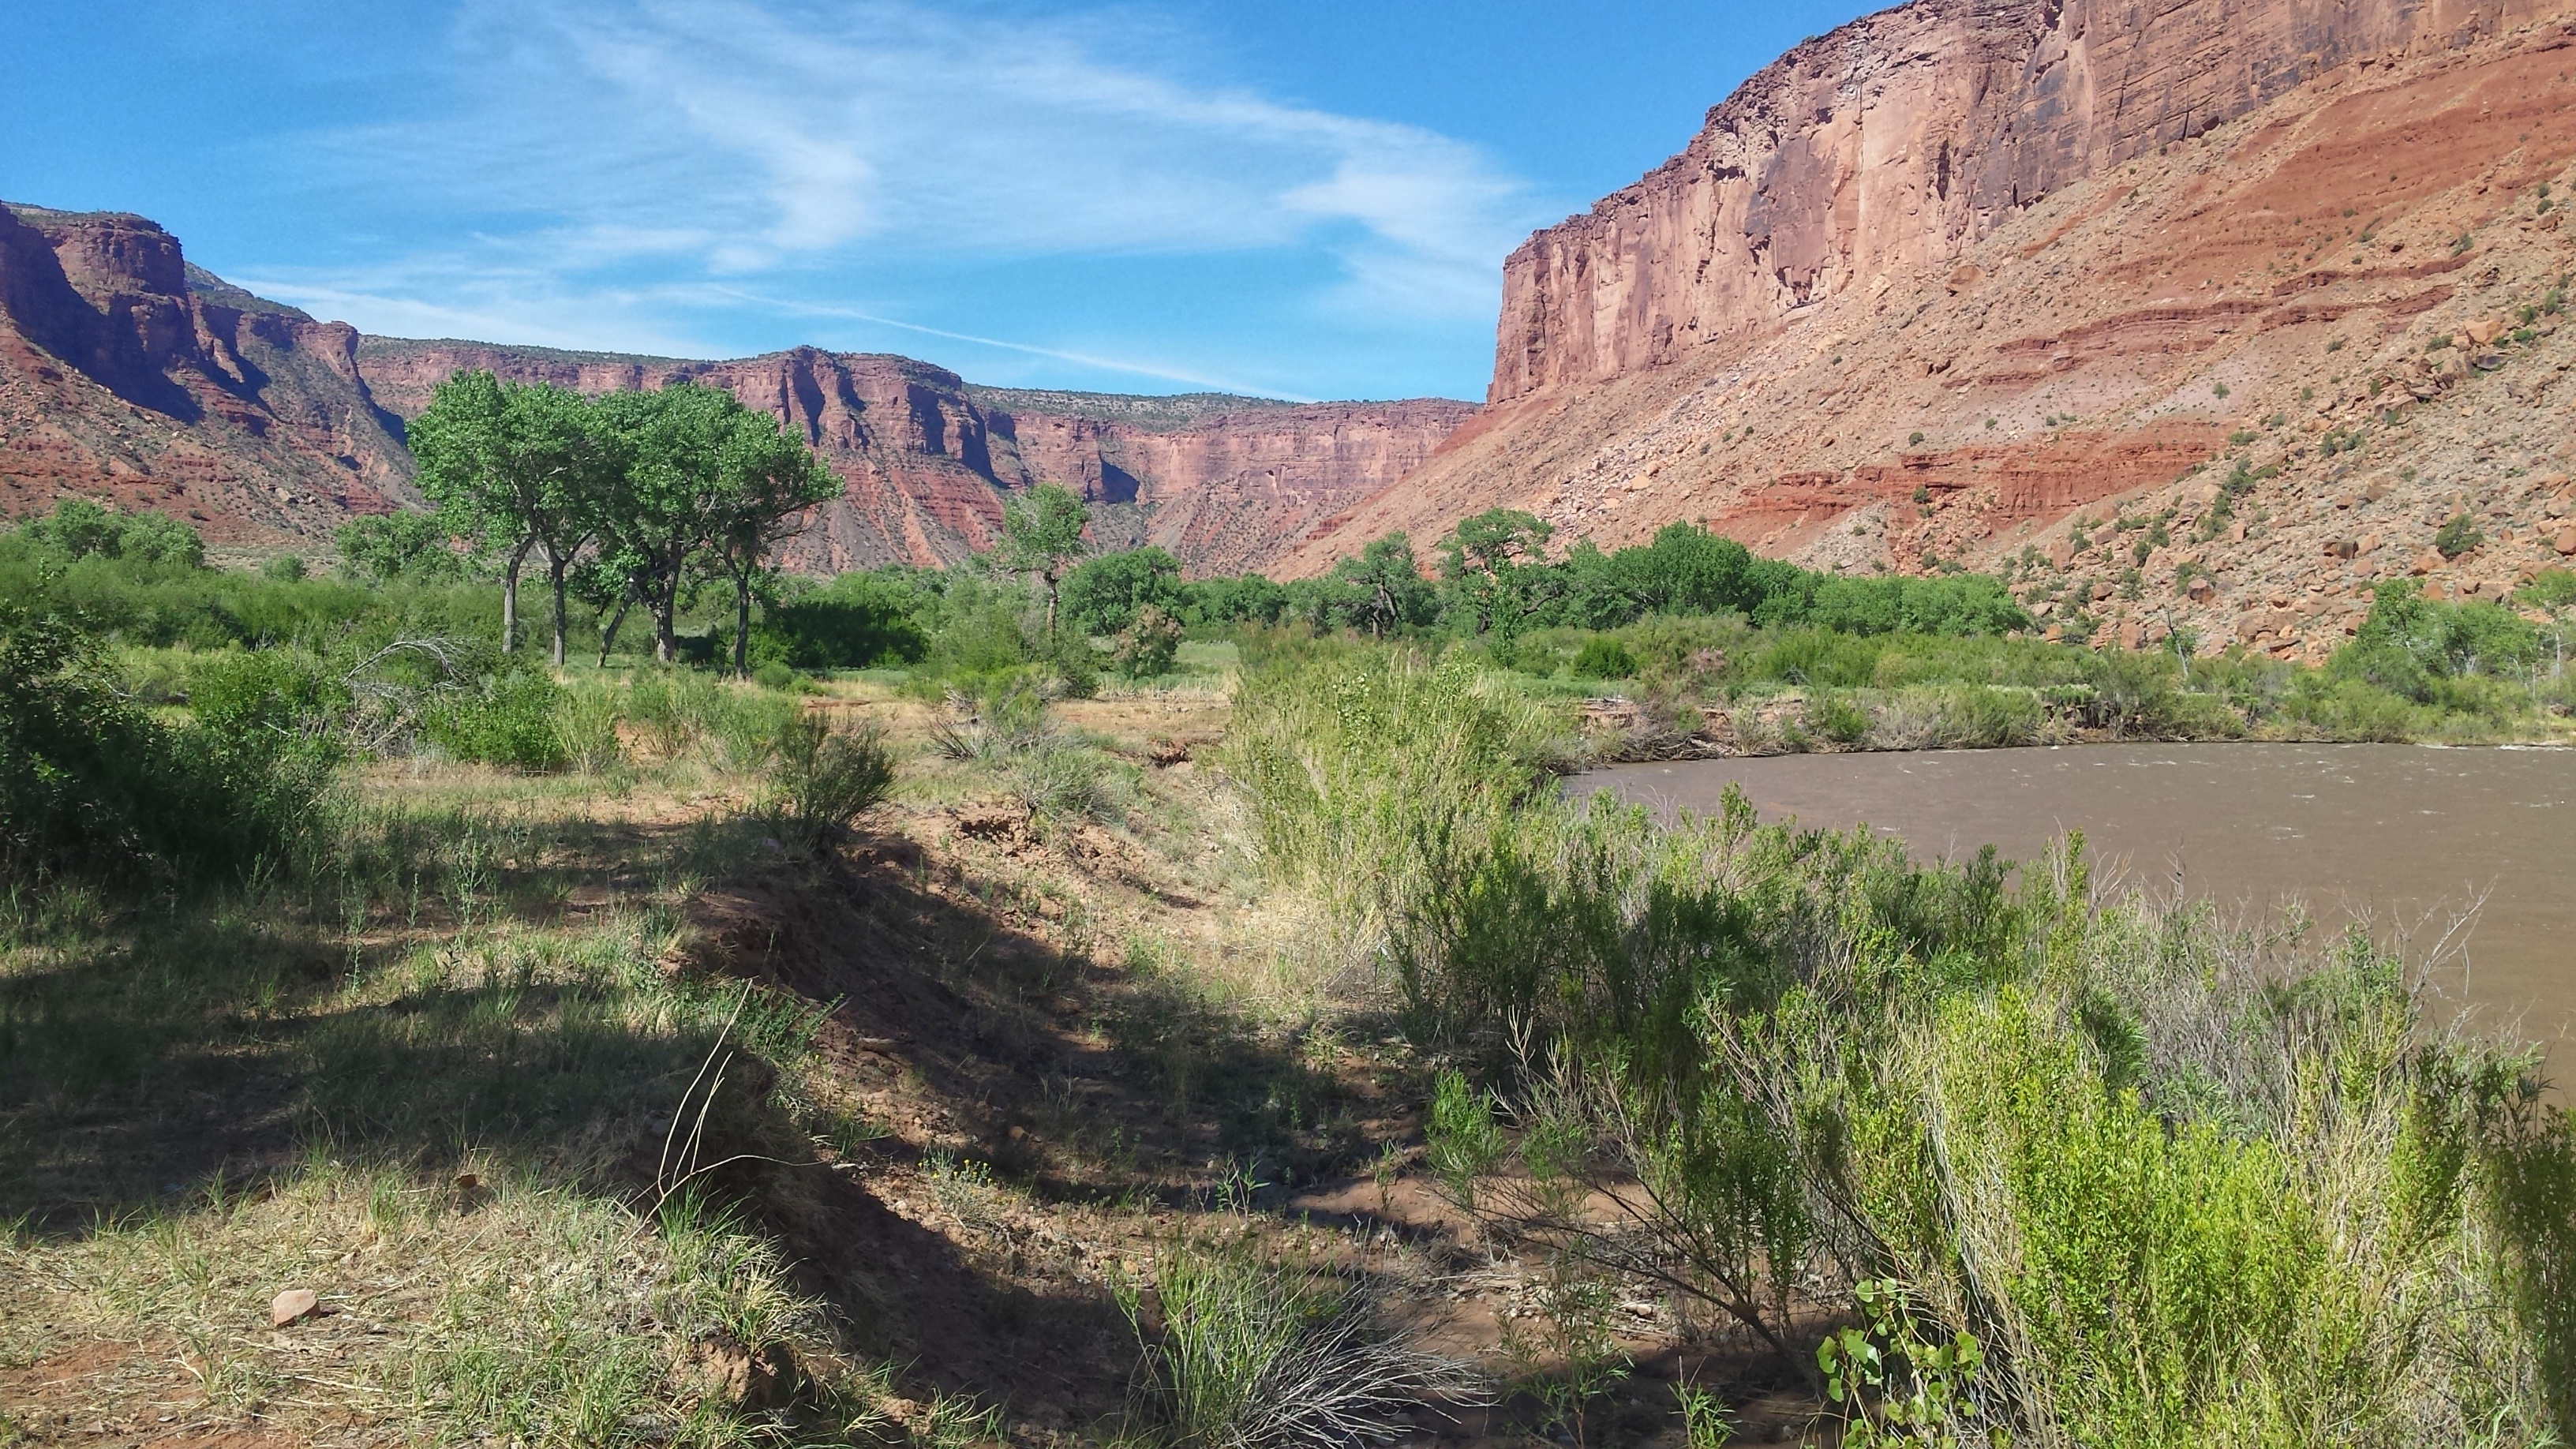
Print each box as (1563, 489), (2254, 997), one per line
(1569, 744), (2576, 1071)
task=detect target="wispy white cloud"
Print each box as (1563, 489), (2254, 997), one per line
(261, 0), (1547, 384)
(703, 285), (1307, 398)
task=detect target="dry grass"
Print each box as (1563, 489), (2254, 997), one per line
(1, 1160), (850, 1447)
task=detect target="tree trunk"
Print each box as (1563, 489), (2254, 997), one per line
(597, 594), (631, 668)
(653, 571), (681, 665)
(732, 561), (753, 678)
(501, 536), (534, 653)
(1044, 573), (1060, 642)
(547, 549), (571, 669)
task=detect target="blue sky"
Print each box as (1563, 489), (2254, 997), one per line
(2, 1), (1872, 402)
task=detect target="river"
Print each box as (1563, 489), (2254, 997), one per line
(1569, 744), (2576, 1070)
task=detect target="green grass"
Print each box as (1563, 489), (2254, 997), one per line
(0, 742), (925, 1445)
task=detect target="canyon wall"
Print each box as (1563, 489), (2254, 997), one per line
(1, 204), (1473, 574)
(1492, 0), (2550, 402)
(0, 205), (417, 543)
(1294, 0), (2576, 661)
(355, 339), (1472, 574)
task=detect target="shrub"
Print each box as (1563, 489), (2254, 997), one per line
(1391, 785), (2574, 1446)
(1112, 603), (1184, 680)
(1569, 636), (1636, 680)
(13, 497), (204, 567)
(1803, 690), (1871, 744)
(762, 713), (895, 856)
(617, 672), (799, 770)
(1869, 684), (2044, 749)
(756, 570), (929, 669)
(1, 608), (334, 882)
(2328, 581), (2540, 702)
(1226, 647), (1569, 952)
(2518, 568), (2576, 613)
(927, 674), (1122, 825)
(335, 511), (469, 582)
(1119, 1239), (1477, 1449)
(421, 668), (571, 772)
(2436, 514), (2484, 559)
(552, 680), (624, 773)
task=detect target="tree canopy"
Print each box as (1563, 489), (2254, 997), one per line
(996, 483), (1090, 640)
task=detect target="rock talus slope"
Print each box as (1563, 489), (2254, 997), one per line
(1300, 0), (2576, 657)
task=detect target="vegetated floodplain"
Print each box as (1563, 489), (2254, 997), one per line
(4, 469), (2574, 1448)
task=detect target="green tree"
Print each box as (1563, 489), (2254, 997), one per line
(704, 413), (841, 676)
(335, 511), (463, 583)
(408, 371), (615, 662)
(1188, 573), (1289, 628)
(1061, 546), (1182, 637)
(996, 483), (1089, 641)
(1330, 533), (1436, 638)
(16, 498), (204, 568)
(593, 382), (836, 667)
(1436, 508), (1554, 636)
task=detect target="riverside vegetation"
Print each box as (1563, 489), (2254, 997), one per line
(3, 468), (2574, 1449)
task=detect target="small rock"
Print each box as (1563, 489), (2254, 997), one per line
(271, 1289), (320, 1327)
(2325, 539), (2359, 560)
(2556, 527), (2576, 556)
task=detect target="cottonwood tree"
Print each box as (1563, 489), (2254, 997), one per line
(996, 483), (1089, 641)
(1330, 532), (1435, 638)
(705, 415), (841, 676)
(1436, 508), (1555, 636)
(408, 371), (612, 661)
(593, 382), (838, 665)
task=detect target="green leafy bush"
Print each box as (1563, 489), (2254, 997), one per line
(1241, 654), (2576, 1445)
(2436, 514), (2485, 559)
(1111, 603), (1183, 680)
(421, 668), (571, 772)
(13, 497), (204, 567)
(1224, 646), (1569, 949)
(1803, 690), (1871, 744)
(2, 608), (335, 882)
(755, 569), (930, 669)
(1569, 636), (1637, 680)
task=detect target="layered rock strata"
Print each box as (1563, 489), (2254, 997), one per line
(1294, 0), (2576, 658)
(355, 339), (1471, 574)
(1, 204), (1473, 573)
(0, 205), (417, 543)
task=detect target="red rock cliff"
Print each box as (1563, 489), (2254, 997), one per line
(0, 205), (416, 544)
(357, 339), (1472, 575)
(1492, 0), (2548, 402)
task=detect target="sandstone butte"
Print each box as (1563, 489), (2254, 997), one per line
(1291, 0), (2576, 660)
(0, 203), (1470, 576)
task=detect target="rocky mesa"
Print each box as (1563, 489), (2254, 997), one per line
(0, 204), (418, 544)
(354, 339), (1470, 575)
(1297, 0), (2576, 659)
(0, 204), (1472, 575)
